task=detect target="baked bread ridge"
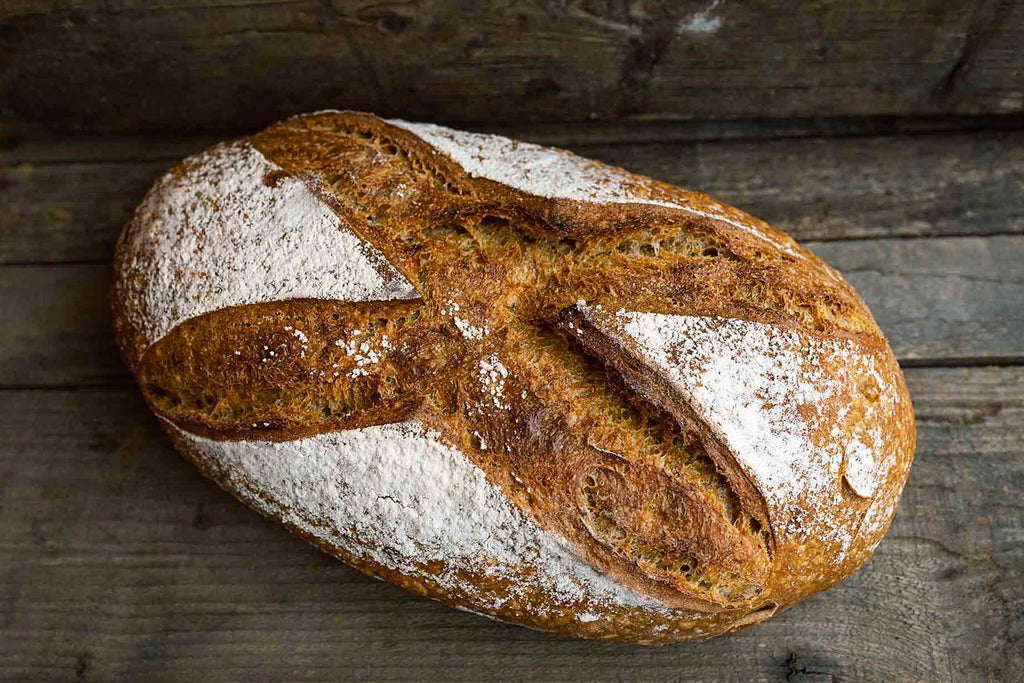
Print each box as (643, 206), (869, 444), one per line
(112, 110), (915, 643)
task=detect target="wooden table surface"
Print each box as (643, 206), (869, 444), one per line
(2, 2), (1023, 681)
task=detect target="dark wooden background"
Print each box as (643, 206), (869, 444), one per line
(2, 2), (1023, 681)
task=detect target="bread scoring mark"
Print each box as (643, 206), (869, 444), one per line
(117, 141), (418, 349)
(578, 464), (767, 606)
(547, 310), (773, 607)
(165, 417), (671, 615)
(137, 298), (430, 442)
(386, 119), (801, 257)
(612, 309), (898, 551)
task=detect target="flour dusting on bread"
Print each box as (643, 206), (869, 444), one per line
(167, 418), (668, 614)
(388, 119), (800, 256)
(118, 141), (417, 347)
(614, 310), (897, 547)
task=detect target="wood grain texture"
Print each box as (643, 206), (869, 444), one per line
(0, 265), (125, 388)
(2, 1), (1023, 131)
(585, 131), (1024, 242)
(0, 367), (1020, 681)
(810, 236), (1024, 364)
(3, 129), (1023, 264)
(2, 234), (1021, 387)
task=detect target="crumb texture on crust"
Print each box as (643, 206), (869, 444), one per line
(386, 119), (687, 208)
(114, 111), (916, 642)
(610, 309), (901, 545)
(115, 141), (417, 350)
(387, 118), (802, 256)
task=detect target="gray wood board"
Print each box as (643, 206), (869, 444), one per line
(0, 367), (1020, 681)
(3, 130), (1023, 265)
(809, 236), (1024, 365)
(2, 235), (1022, 388)
(3, 1), (1024, 131)
(0, 264), (124, 388)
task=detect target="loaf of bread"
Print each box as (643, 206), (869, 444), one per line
(112, 111), (915, 643)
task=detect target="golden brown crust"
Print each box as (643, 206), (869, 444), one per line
(113, 111), (916, 642)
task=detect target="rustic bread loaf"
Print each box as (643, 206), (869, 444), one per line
(112, 111), (915, 643)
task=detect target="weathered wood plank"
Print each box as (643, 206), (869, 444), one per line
(0, 265), (125, 387)
(4, 129), (1023, 264)
(2, 236), (1021, 386)
(810, 236), (1024, 363)
(0, 159), (170, 265)
(5, 115), (1024, 165)
(2, 1), (1024, 133)
(0, 367), (1020, 681)
(587, 131), (1024, 243)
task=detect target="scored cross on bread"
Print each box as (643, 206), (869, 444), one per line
(113, 112), (915, 642)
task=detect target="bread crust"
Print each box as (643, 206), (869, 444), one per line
(113, 111), (915, 643)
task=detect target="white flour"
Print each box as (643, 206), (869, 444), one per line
(388, 119), (799, 256)
(169, 418), (666, 614)
(119, 141), (418, 347)
(612, 309), (896, 549)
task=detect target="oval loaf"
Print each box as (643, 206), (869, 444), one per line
(112, 111), (916, 643)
